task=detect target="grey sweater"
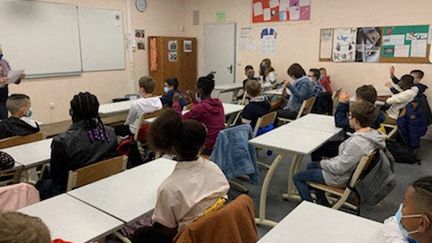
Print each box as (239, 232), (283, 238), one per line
(320, 129), (386, 187)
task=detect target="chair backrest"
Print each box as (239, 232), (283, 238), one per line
(66, 155), (127, 191)
(296, 97), (316, 119)
(0, 167), (23, 186)
(253, 112), (277, 137)
(0, 132), (44, 149)
(134, 110), (161, 140)
(348, 150), (377, 188)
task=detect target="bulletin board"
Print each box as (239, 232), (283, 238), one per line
(252, 0), (311, 23)
(380, 25), (430, 63)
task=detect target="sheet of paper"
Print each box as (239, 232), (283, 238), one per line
(411, 39), (427, 57)
(1, 69), (25, 88)
(289, 6), (300, 20)
(389, 35), (405, 45)
(263, 8), (271, 21)
(279, 0), (290, 11)
(299, 0), (310, 6)
(394, 45), (410, 57)
(269, 0), (279, 8)
(320, 29), (333, 59)
(253, 2), (263, 16)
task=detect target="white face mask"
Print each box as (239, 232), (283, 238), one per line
(163, 86), (169, 94)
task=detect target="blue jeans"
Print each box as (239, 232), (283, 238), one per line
(293, 162), (329, 206)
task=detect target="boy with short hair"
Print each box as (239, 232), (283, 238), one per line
(384, 176), (432, 243)
(0, 94), (39, 139)
(241, 79), (271, 128)
(294, 101), (386, 205)
(308, 68), (324, 97)
(125, 76), (162, 134)
(237, 65), (260, 100)
(319, 67), (333, 94)
(0, 212), (51, 243)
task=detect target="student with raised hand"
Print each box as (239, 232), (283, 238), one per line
(294, 101), (386, 206)
(277, 63), (313, 119)
(384, 75), (419, 125)
(131, 109), (229, 242)
(172, 73), (225, 155)
(125, 76), (162, 134)
(384, 176), (432, 243)
(259, 58), (278, 91)
(389, 66), (428, 96)
(241, 79), (271, 128)
(0, 94), (39, 139)
(36, 92), (117, 199)
(0, 212), (51, 243)
(160, 77), (186, 108)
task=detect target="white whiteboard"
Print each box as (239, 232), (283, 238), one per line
(78, 8), (125, 72)
(0, 0), (82, 77)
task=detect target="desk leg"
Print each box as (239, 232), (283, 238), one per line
(282, 154), (304, 201)
(255, 153), (286, 227)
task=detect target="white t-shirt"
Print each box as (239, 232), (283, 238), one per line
(152, 157), (230, 230)
(125, 97), (162, 134)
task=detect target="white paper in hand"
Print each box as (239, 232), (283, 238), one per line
(2, 69), (25, 88)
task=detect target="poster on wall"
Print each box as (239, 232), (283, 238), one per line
(252, 0), (311, 23)
(168, 51), (178, 62)
(239, 27), (257, 51)
(355, 27), (382, 63)
(319, 29), (333, 61)
(168, 40), (178, 51)
(260, 27), (277, 54)
(333, 28), (357, 62)
(183, 40), (192, 52)
(381, 25), (429, 59)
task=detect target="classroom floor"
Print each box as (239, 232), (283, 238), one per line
(228, 133), (432, 238)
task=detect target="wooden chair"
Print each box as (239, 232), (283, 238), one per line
(0, 132), (44, 149)
(332, 88), (342, 114)
(278, 96), (316, 124)
(378, 124), (398, 140)
(253, 112), (277, 170)
(0, 166), (23, 186)
(307, 150), (377, 212)
(66, 156), (127, 192)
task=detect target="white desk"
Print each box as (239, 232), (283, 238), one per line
(2, 139), (52, 168)
(68, 158), (176, 223)
(290, 114), (343, 134)
(144, 103), (245, 124)
(250, 123), (342, 227)
(259, 201), (384, 243)
(214, 83), (243, 95)
(99, 100), (134, 116)
(19, 194), (123, 243)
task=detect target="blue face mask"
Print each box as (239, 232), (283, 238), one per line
(163, 86), (169, 94)
(395, 204), (421, 241)
(25, 109), (32, 117)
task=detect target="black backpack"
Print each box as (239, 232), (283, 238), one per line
(0, 151), (15, 170)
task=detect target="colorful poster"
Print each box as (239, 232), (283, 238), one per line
(355, 27), (382, 63)
(333, 28), (357, 62)
(252, 0), (310, 23)
(260, 27), (277, 54)
(381, 25), (429, 58)
(319, 29), (333, 60)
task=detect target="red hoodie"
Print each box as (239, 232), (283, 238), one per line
(173, 98), (225, 151)
(320, 75), (333, 94)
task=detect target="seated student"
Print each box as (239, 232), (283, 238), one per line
(237, 65), (260, 100)
(277, 63), (313, 119)
(383, 176), (432, 243)
(132, 109), (230, 242)
(384, 75), (419, 125)
(125, 76), (162, 134)
(0, 94), (39, 139)
(0, 212), (51, 243)
(241, 79), (271, 128)
(160, 77), (186, 108)
(293, 101), (386, 205)
(319, 67), (333, 94)
(36, 92), (117, 199)
(259, 58), (278, 91)
(172, 73), (225, 155)
(308, 68), (324, 97)
(389, 66), (427, 96)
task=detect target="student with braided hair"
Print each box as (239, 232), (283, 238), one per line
(36, 92), (117, 199)
(384, 176), (432, 243)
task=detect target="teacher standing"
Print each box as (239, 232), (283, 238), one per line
(0, 45), (25, 119)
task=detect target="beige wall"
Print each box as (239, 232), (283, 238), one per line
(8, 0), (186, 123)
(184, 0), (432, 101)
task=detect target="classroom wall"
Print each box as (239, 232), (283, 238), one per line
(8, 0), (186, 123)
(183, 0), (432, 102)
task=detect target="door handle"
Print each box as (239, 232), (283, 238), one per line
(227, 65), (233, 74)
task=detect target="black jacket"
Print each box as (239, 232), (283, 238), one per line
(0, 117), (40, 139)
(49, 121), (118, 192)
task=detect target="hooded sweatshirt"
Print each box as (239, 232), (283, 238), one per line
(173, 98), (225, 151)
(125, 96), (162, 134)
(320, 129), (386, 187)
